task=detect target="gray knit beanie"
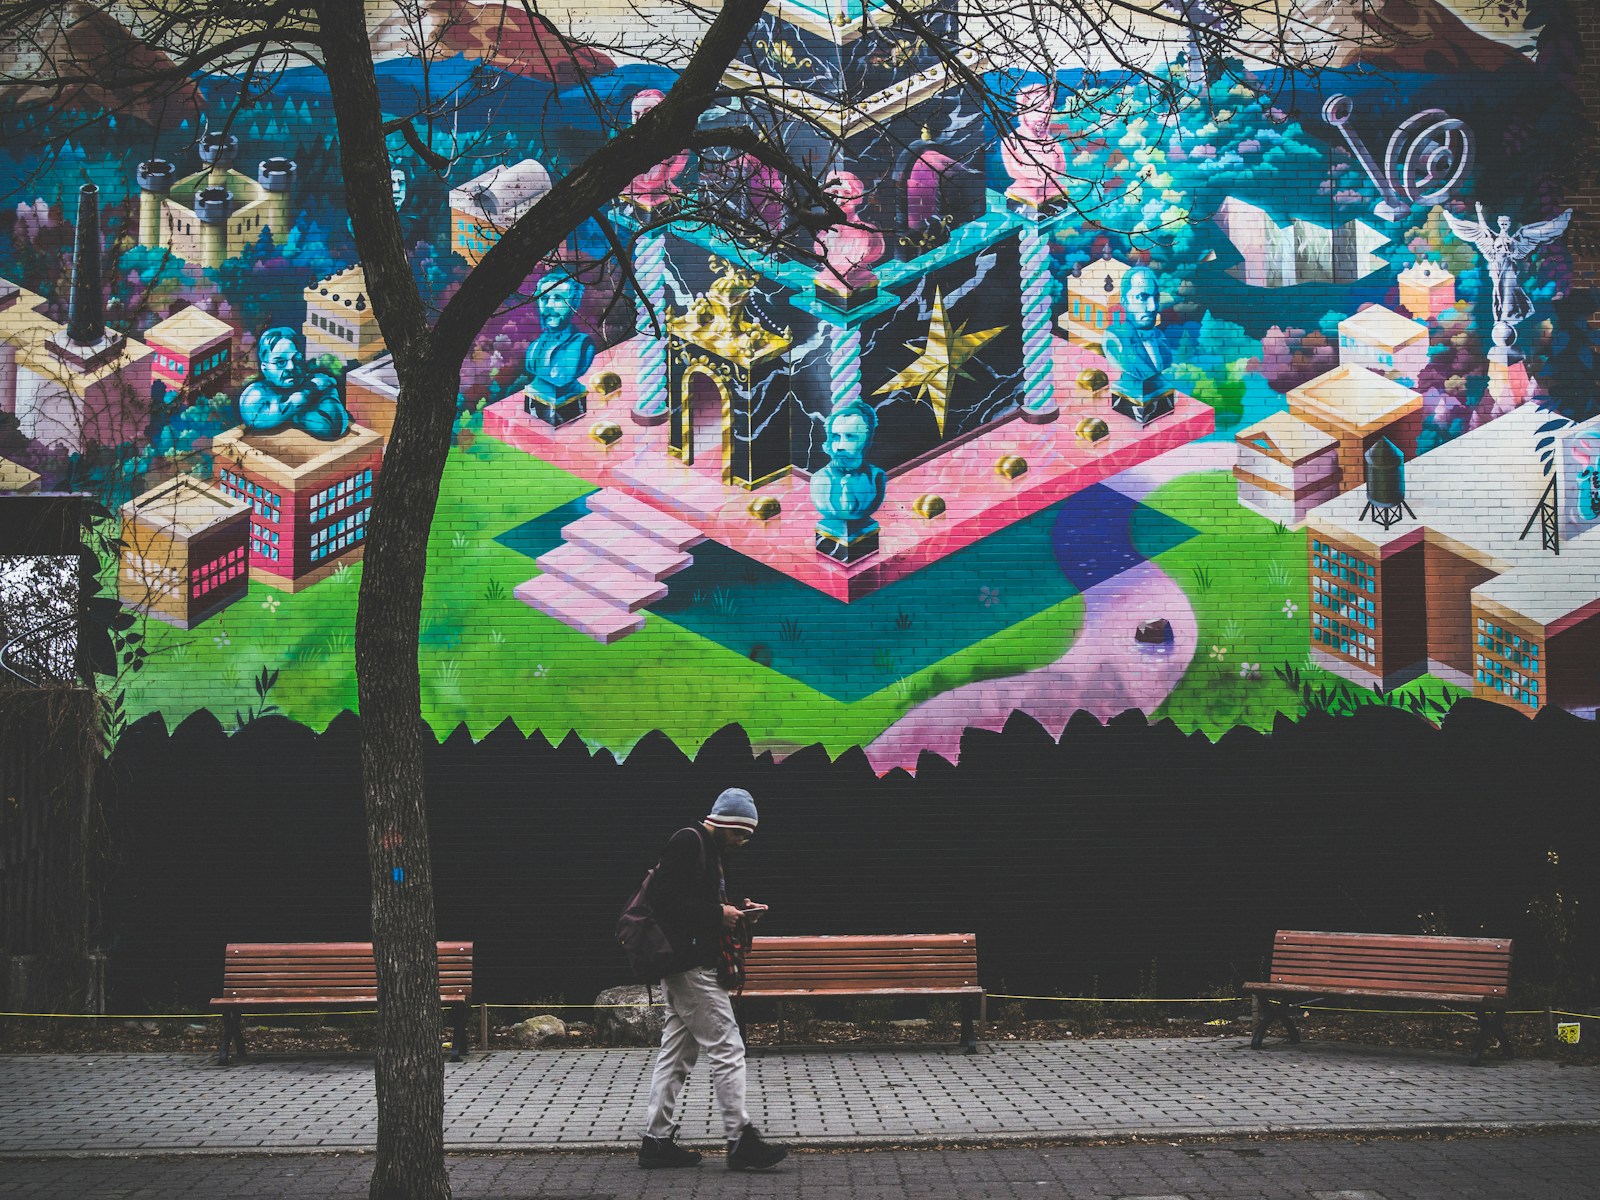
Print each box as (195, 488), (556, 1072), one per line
(705, 787), (758, 833)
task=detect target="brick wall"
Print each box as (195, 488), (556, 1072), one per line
(1577, 4), (1600, 291)
(2, 1), (1598, 766)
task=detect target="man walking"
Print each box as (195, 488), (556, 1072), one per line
(638, 788), (789, 1171)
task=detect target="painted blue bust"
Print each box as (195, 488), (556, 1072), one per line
(238, 327), (350, 440)
(1102, 266), (1176, 424)
(811, 400), (887, 562)
(525, 272), (596, 406)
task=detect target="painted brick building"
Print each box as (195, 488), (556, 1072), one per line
(118, 476), (252, 628)
(1305, 406), (1600, 713)
(212, 424), (383, 591)
(146, 307), (235, 402)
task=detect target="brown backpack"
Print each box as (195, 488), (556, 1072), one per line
(615, 829), (705, 984)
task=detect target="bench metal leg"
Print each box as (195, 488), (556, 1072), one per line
(958, 996), (979, 1053)
(218, 1010), (247, 1065)
(1472, 1009), (1512, 1066)
(449, 1003), (466, 1062)
(1250, 996), (1300, 1049)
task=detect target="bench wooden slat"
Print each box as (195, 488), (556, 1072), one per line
(747, 977), (977, 987)
(746, 964), (977, 973)
(745, 966), (978, 979)
(746, 979), (979, 991)
(743, 993), (984, 1000)
(224, 972), (473, 979)
(219, 998), (467, 1004)
(744, 957), (978, 969)
(224, 941), (473, 954)
(1267, 979), (1504, 998)
(1245, 982), (1497, 1005)
(1267, 960), (1504, 979)
(1271, 931), (1508, 951)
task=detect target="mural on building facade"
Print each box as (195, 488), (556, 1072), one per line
(0, 0), (1595, 768)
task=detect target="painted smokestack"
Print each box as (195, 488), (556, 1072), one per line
(135, 158), (176, 248)
(47, 184), (125, 371)
(65, 184), (106, 347)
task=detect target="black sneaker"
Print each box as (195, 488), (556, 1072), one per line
(726, 1123), (788, 1171)
(638, 1133), (703, 1168)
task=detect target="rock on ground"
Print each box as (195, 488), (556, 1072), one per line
(593, 984), (665, 1045)
(510, 1015), (567, 1048)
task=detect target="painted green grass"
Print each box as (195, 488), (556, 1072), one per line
(1141, 471), (1465, 738)
(123, 437), (588, 732)
(122, 455), (1474, 754)
(126, 436), (1086, 756)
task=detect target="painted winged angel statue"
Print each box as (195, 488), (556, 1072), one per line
(1443, 203), (1572, 350)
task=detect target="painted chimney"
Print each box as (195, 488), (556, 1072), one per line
(48, 184), (125, 369)
(65, 184), (105, 347)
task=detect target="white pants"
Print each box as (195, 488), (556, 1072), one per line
(643, 966), (749, 1140)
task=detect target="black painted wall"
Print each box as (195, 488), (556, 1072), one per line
(100, 701), (1600, 1010)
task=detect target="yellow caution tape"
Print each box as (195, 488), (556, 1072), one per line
(0, 1011), (220, 1020)
(482, 1002), (664, 1009)
(6, 1003), (1591, 1020)
(985, 994), (1244, 1003)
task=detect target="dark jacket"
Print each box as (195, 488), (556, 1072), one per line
(649, 825), (724, 973)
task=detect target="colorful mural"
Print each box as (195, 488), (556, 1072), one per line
(0, 0), (1595, 766)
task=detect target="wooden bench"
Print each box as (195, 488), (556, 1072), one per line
(739, 934), (983, 1052)
(1243, 930), (1513, 1065)
(210, 941), (473, 1065)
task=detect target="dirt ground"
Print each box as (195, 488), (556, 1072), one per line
(2, 1003), (1592, 1064)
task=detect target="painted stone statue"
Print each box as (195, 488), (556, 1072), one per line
(1442, 203), (1572, 358)
(811, 398), (887, 564)
(621, 89), (690, 213)
(238, 327), (350, 440)
(1102, 266), (1175, 425)
(1000, 83), (1069, 211)
(523, 272), (597, 427)
(348, 145), (420, 244)
(814, 171), (885, 311)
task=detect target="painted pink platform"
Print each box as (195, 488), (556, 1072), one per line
(484, 336), (1213, 601)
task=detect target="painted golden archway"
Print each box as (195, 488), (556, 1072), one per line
(669, 358), (734, 485)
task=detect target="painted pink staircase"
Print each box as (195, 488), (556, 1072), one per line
(514, 489), (704, 643)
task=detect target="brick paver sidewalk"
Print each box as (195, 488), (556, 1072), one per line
(6, 1134), (1600, 1200)
(1, 1037), (1597, 1157)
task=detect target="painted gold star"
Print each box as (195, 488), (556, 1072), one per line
(873, 289), (1005, 435)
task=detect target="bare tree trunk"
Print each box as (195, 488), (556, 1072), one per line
(316, 2), (463, 1196)
(314, 2), (779, 1192)
(356, 357), (460, 1200)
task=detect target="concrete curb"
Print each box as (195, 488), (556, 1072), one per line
(5, 1120), (1600, 1162)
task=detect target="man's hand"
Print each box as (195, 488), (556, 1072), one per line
(741, 898), (768, 923)
(721, 904), (744, 929)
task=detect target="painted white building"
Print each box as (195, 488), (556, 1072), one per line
(1338, 304), (1429, 384)
(449, 160), (553, 266)
(1233, 411), (1340, 527)
(304, 265), (385, 363)
(1, 276), (151, 453)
